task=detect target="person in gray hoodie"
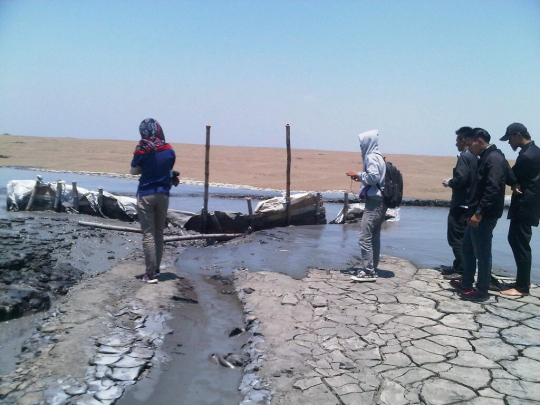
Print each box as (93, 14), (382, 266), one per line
(346, 129), (387, 282)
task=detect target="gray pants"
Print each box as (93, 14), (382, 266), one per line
(358, 198), (387, 272)
(137, 193), (169, 275)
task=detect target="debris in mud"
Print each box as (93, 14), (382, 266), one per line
(171, 295), (198, 304)
(225, 353), (247, 367)
(209, 274), (233, 285)
(229, 327), (245, 337)
(211, 353), (236, 369)
(210, 352), (247, 369)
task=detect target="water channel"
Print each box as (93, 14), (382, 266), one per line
(1, 167), (538, 282)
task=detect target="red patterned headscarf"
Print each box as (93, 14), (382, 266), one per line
(134, 118), (171, 154)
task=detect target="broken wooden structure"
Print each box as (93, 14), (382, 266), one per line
(185, 192), (326, 233)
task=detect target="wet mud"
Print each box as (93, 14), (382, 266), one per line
(117, 272), (249, 405)
(0, 214), (135, 323)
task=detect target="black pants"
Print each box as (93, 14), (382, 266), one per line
(447, 208), (469, 272)
(508, 218), (533, 292)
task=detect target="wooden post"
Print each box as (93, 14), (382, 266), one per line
(343, 192), (349, 222)
(72, 181), (79, 211)
(246, 197), (254, 230)
(316, 192), (321, 223)
(26, 175), (42, 211)
(202, 124), (211, 233)
(54, 181), (62, 212)
(98, 187), (104, 209)
(286, 124), (291, 226)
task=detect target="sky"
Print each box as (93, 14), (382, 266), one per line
(0, 0), (539, 157)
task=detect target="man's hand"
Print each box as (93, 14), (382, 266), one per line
(512, 183), (522, 195)
(346, 171), (359, 182)
(442, 178), (450, 187)
(469, 213), (482, 228)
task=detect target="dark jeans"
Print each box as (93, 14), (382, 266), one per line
(508, 219), (533, 293)
(461, 216), (498, 294)
(447, 208), (469, 272)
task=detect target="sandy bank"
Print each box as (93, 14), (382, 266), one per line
(1, 134), (511, 201)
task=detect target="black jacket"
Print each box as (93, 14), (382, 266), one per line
(472, 144), (508, 219)
(448, 150), (477, 209)
(507, 141), (540, 226)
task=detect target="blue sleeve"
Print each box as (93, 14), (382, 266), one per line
(131, 154), (145, 167)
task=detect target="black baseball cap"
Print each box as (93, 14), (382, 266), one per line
(500, 123), (527, 141)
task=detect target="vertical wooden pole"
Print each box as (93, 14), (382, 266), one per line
(246, 197), (254, 231)
(315, 192), (321, 223)
(98, 187), (104, 209)
(72, 181), (79, 211)
(54, 181), (62, 212)
(26, 175), (42, 211)
(202, 124), (211, 233)
(286, 124), (291, 226)
(343, 192), (349, 223)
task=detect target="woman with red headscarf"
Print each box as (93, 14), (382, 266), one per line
(130, 118), (178, 283)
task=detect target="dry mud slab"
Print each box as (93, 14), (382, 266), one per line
(235, 256), (540, 405)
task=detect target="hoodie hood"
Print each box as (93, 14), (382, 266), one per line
(358, 129), (380, 159)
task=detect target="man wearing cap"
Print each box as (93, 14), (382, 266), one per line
(499, 123), (540, 297)
(441, 126), (477, 280)
(449, 128), (509, 301)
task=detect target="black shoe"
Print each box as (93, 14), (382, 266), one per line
(460, 288), (489, 301)
(440, 265), (455, 275)
(488, 278), (502, 291)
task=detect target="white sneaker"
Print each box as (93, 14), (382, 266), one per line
(351, 270), (377, 282)
(142, 274), (158, 284)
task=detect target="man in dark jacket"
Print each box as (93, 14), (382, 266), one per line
(499, 123), (540, 297)
(449, 128), (509, 301)
(441, 126), (477, 279)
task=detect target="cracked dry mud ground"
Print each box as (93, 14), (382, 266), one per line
(236, 255), (540, 405)
(0, 254), (187, 405)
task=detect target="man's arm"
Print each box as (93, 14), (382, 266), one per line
(475, 155), (506, 216)
(357, 158), (383, 185)
(447, 154), (472, 189)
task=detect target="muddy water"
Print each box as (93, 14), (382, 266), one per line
(1, 166), (538, 281)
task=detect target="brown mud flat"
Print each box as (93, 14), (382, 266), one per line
(2, 133), (515, 201)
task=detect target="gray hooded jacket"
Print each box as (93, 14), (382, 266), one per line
(356, 129), (386, 199)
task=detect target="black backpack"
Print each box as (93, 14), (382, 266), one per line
(377, 160), (403, 208)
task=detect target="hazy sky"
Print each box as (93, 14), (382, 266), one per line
(1, 0), (539, 157)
